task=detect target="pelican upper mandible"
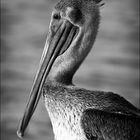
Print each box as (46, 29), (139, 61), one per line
(17, 0), (140, 140)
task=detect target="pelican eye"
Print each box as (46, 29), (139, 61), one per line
(53, 13), (61, 20)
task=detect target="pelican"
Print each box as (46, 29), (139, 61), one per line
(17, 0), (140, 140)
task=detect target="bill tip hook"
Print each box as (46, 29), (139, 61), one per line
(17, 130), (24, 139)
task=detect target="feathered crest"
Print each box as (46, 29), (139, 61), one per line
(93, 0), (105, 7)
(94, 0), (102, 2)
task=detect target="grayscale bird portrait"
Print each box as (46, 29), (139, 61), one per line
(1, 0), (140, 140)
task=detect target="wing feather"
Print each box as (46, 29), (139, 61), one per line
(81, 109), (140, 140)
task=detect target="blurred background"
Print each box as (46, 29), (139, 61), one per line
(1, 0), (139, 140)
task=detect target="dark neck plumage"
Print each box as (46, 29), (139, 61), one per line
(46, 9), (100, 85)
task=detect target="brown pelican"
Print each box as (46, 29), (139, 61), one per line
(17, 0), (140, 139)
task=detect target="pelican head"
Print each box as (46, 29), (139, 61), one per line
(17, 0), (103, 137)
